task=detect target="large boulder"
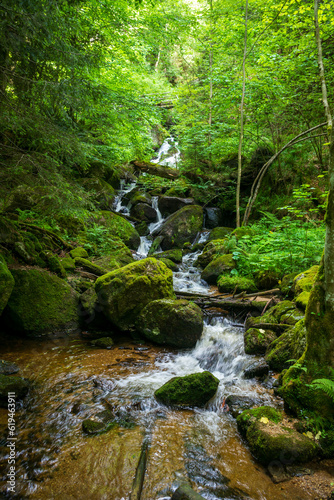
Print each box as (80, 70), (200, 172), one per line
(92, 211), (140, 250)
(95, 258), (174, 331)
(195, 239), (230, 268)
(3, 268), (80, 337)
(153, 205), (203, 250)
(265, 319), (306, 372)
(155, 371), (219, 408)
(0, 255), (14, 315)
(0, 374), (30, 407)
(158, 196), (194, 216)
(130, 202), (157, 222)
(136, 299), (203, 348)
(237, 406), (318, 465)
(201, 254), (235, 285)
(244, 327), (277, 355)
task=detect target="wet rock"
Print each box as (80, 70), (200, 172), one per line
(0, 360), (19, 375)
(90, 337), (114, 348)
(201, 254), (235, 285)
(244, 328), (277, 355)
(95, 258), (174, 331)
(204, 207), (223, 229)
(130, 202), (157, 222)
(267, 462), (291, 483)
(243, 360), (269, 379)
(153, 205), (203, 250)
(195, 239), (230, 268)
(158, 258), (179, 271)
(155, 371), (219, 408)
(0, 374), (30, 406)
(245, 301), (296, 330)
(136, 299), (203, 348)
(158, 196), (194, 216)
(136, 221), (150, 236)
(0, 255), (14, 315)
(79, 288), (110, 330)
(82, 419), (107, 434)
(225, 395), (263, 418)
(3, 268), (80, 337)
(153, 249), (183, 263)
(172, 483), (205, 499)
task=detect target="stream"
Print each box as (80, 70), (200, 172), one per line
(0, 139), (320, 499)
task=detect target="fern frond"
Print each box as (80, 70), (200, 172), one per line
(310, 378), (334, 401)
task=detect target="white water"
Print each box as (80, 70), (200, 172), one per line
(113, 179), (137, 215)
(151, 137), (181, 169)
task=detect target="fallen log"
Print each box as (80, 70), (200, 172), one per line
(202, 299), (268, 313)
(131, 160), (179, 180)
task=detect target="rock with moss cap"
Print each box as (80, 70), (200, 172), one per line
(90, 337), (114, 349)
(70, 247), (89, 259)
(3, 268), (80, 337)
(74, 257), (107, 276)
(155, 371), (219, 408)
(195, 239), (231, 268)
(93, 238), (134, 270)
(0, 255), (14, 315)
(153, 205), (203, 250)
(201, 254), (235, 285)
(245, 301), (296, 330)
(237, 406), (318, 465)
(244, 328), (277, 355)
(231, 227), (255, 239)
(265, 319), (306, 372)
(130, 202), (157, 222)
(95, 258), (174, 331)
(158, 196), (194, 216)
(136, 299), (203, 348)
(217, 275), (257, 293)
(280, 272), (299, 298)
(152, 249), (183, 264)
(92, 211), (140, 250)
(0, 374), (30, 407)
(293, 265), (319, 310)
(208, 227), (234, 241)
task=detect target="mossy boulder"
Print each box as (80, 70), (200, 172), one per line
(93, 239), (134, 270)
(217, 275), (257, 293)
(245, 301), (296, 330)
(244, 328), (277, 355)
(82, 419), (107, 435)
(293, 265), (319, 296)
(265, 319), (307, 372)
(60, 256), (76, 271)
(44, 251), (66, 278)
(74, 257), (106, 276)
(201, 254), (235, 285)
(195, 239), (230, 268)
(153, 205), (203, 250)
(280, 272), (299, 298)
(70, 247), (89, 259)
(0, 255), (14, 315)
(154, 371), (219, 408)
(92, 211), (140, 250)
(0, 374), (30, 406)
(295, 291), (310, 310)
(231, 227), (255, 239)
(208, 227), (234, 241)
(95, 258), (174, 331)
(158, 196), (194, 216)
(81, 178), (115, 210)
(254, 270), (280, 290)
(153, 249), (183, 264)
(129, 190), (151, 207)
(136, 299), (203, 348)
(90, 337), (114, 348)
(79, 288), (109, 329)
(158, 258), (178, 271)
(130, 202), (157, 222)
(237, 406), (318, 466)
(3, 268), (80, 337)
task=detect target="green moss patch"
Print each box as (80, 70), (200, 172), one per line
(217, 275), (257, 293)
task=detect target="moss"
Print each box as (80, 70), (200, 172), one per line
(293, 265), (319, 295)
(136, 221), (149, 236)
(157, 258), (178, 271)
(0, 374), (30, 406)
(156, 205), (203, 250)
(91, 337), (114, 348)
(244, 328), (277, 355)
(74, 257), (106, 276)
(81, 178), (115, 210)
(130, 191), (151, 206)
(280, 272), (299, 298)
(55, 214), (86, 236)
(245, 301), (296, 330)
(231, 227), (255, 239)
(195, 239), (229, 268)
(208, 227), (234, 241)
(92, 211), (140, 250)
(70, 247), (89, 259)
(60, 256), (76, 271)
(201, 254), (235, 285)
(217, 275), (257, 293)
(254, 270), (280, 290)
(280, 309), (305, 326)
(136, 299), (203, 348)
(44, 251), (66, 278)
(4, 268), (80, 337)
(154, 371), (219, 408)
(265, 319), (306, 372)
(295, 291), (310, 310)
(95, 257), (174, 331)
(237, 406), (283, 435)
(0, 255), (14, 315)
(320, 430), (334, 458)
(153, 249), (183, 264)
(148, 236), (163, 256)
(82, 419), (117, 435)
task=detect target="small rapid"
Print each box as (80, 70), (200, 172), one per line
(151, 137), (181, 169)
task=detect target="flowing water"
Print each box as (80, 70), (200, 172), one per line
(0, 146), (323, 499)
(151, 137), (181, 169)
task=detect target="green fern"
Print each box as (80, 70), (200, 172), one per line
(310, 378), (334, 402)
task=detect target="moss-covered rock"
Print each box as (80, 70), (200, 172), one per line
(237, 406), (283, 435)
(82, 419), (108, 434)
(130, 202), (157, 222)
(158, 196), (194, 216)
(3, 268), (80, 337)
(195, 239), (230, 268)
(201, 254), (235, 285)
(93, 239), (134, 270)
(136, 299), (203, 348)
(280, 309), (305, 326)
(136, 221), (149, 236)
(293, 265), (319, 296)
(44, 251), (66, 278)
(153, 249), (183, 264)
(74, 257), (106, 276)
(295, 291), (310, 310)
(0, 374), (30, 406)
(81, 178), (115, 210)
(95, 258), (174, 331)
(154, 371), (219, 408)
(70, 247), (89, 259)
(280, 272), (299, 298)
(158, 258), (178, 271)
(90, 337), (114, 348)
(79, 288), (109, 329)
(237, 407), (318, 466)
(60, 256), (76, 271)
(153, 205), (203, 250)
(0, 255), (14, 315)
(244, 328), (277, 355)
(217, 275), (257, 293)
(245, 301), (296, 330)
(265, 319), (307, 372)
(254, 270), (280, 290)
(129, 190), (152, 207)
(208, 227), (234, 241)
(231, 227), (255, 239)
(92, 211), (140, 250)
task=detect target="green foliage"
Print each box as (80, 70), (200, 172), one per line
(309, 369), (334, 403)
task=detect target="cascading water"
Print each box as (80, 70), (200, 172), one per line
(113, 179), (137, 215)
(151, 137), (181, 169)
